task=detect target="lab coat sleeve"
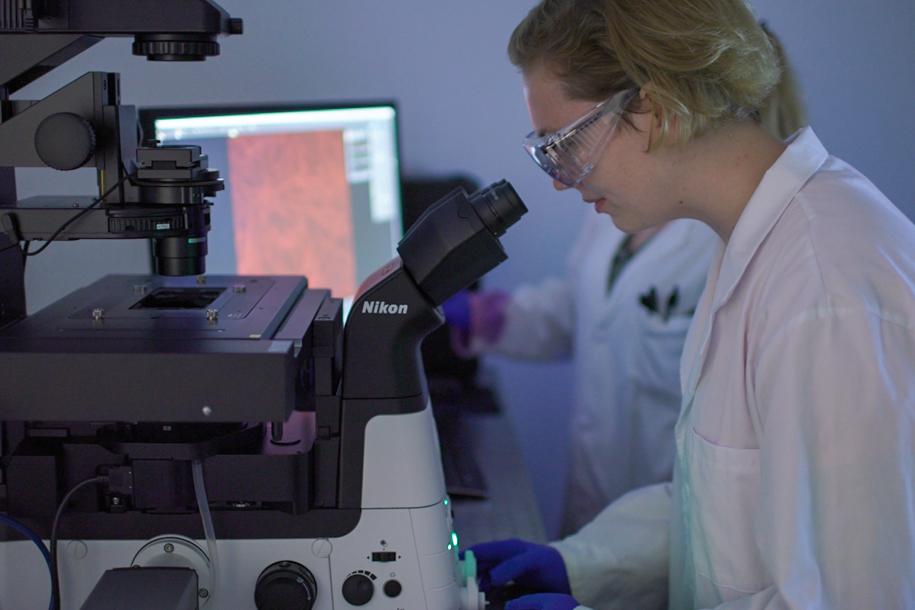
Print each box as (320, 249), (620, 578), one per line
(708, 309), (915, 610)
(484, 276), (576, 360)
(551, 482), (671, 610)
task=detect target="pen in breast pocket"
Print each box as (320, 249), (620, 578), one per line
(639, 287), (658, 314)
(662, 287), (679, 322)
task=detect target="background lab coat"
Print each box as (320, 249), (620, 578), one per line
(484, 215), (718, 533)
(553, 128), (915, 610)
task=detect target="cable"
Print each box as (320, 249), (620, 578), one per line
(50, 476), (108, 610)
(192, 459), (220, 605)
(25, 172), (132, 258)
(0, 514), (53, 610)
(0, 242), (21, 255)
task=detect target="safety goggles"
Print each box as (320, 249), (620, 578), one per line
(523, 88), (638, 188)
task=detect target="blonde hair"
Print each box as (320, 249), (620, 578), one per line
(509, 0), (782, 148)
(759, 22), (807, 139)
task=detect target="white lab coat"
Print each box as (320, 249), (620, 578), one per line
(487, 214), (718, 532)
(555, 128), (915, 610)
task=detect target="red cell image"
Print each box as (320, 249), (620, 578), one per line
(226, 130), (356, 296)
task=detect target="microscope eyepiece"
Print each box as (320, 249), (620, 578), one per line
(396, 179), (528, 305)
(468, 179), (527, 238)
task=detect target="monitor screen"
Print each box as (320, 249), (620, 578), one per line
(140, 102), (403, 311)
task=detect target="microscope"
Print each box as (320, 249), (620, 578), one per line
(0, 2), (527, 609)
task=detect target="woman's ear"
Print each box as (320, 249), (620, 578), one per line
(638, 83), (684, 149)
(639, 84), (663, 127)
(637, 84), (665, 151)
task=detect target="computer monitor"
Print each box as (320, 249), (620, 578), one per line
(139, 102), (403, 311)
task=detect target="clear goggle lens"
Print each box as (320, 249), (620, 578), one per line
(523, 88), (637, 187)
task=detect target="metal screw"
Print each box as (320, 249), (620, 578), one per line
(232, 284), (246, 293)
(202, 406), (213, 417)
(206, 308), (218, 322)
(91, 308), (104, 321)
(66, 540), (89, 560)
(133, 284), (149, 295)
(196, 275), (206, 285)
(199, 588), (209, 598)
(111, 497), (121, 506)
(164, 543), (175, 553)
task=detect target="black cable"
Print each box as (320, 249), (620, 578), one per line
(25, 172), (132, 258)
(0, 242), (21, 255)
(0, 514), (54, 610)
(50, 476), (108, 610)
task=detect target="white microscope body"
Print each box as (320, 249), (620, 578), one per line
(0, 405), (484, 609)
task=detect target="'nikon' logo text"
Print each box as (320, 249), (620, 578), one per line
(362, 301), (409, 315)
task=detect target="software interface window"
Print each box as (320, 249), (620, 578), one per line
(152, 106), (403, 304)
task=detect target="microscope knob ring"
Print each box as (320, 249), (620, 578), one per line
(254, 560), (317, 610)
(133, 34), (220, 61)
(34, 112), (96, 171)
(341, 573), (375, 606)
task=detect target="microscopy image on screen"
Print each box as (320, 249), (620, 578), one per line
(148, 104), (402, 312)
(227, 129), (357, 298)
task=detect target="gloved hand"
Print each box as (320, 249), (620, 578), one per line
(467, 539), (571, 594)
(506, 593), (581, 610)
(442, 289), (472, 334)
(442, 289), (510, 355)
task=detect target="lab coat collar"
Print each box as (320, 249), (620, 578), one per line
(681, 128), (829, 404)
(710, 127), (830, 312)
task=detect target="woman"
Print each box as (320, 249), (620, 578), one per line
(469, 1), (915, 609)
(446, 22), (806, 536)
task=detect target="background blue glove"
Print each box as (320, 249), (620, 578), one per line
(442, 289), (471, 333)
(467, 539), (571, 594)
(505, 593), (580, 610)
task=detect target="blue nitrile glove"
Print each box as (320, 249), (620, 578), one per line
(442, 289), (471, 333)
(467, 539), (571, 594)
(506, 593), (581, 610)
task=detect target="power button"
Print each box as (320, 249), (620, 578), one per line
(383, 579), (402, 598)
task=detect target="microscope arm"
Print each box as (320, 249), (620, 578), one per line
(341, 180), (527, 401)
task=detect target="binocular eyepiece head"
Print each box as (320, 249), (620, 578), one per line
(397, 179), (528, 304)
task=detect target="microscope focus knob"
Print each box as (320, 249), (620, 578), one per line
(133, 34), (221, 61)
(341, 574), (374, 606)
(254, 561), (317, 610)
(34, 112), (96, 171)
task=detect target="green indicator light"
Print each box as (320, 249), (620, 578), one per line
(451, 532), (459, 548)
(155, 223), (171, 230)
(187, 237), (206, 244)
(444, 498), (449, 506)
(447, 543), (453, 551)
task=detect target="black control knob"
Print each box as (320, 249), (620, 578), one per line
(254, 561), (317, 610)
(383, 579), (402, 598)
(341, 574), (374, 606)
(34, 112), (96, 171)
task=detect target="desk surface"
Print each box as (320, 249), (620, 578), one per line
(449, 412), (546, 548)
